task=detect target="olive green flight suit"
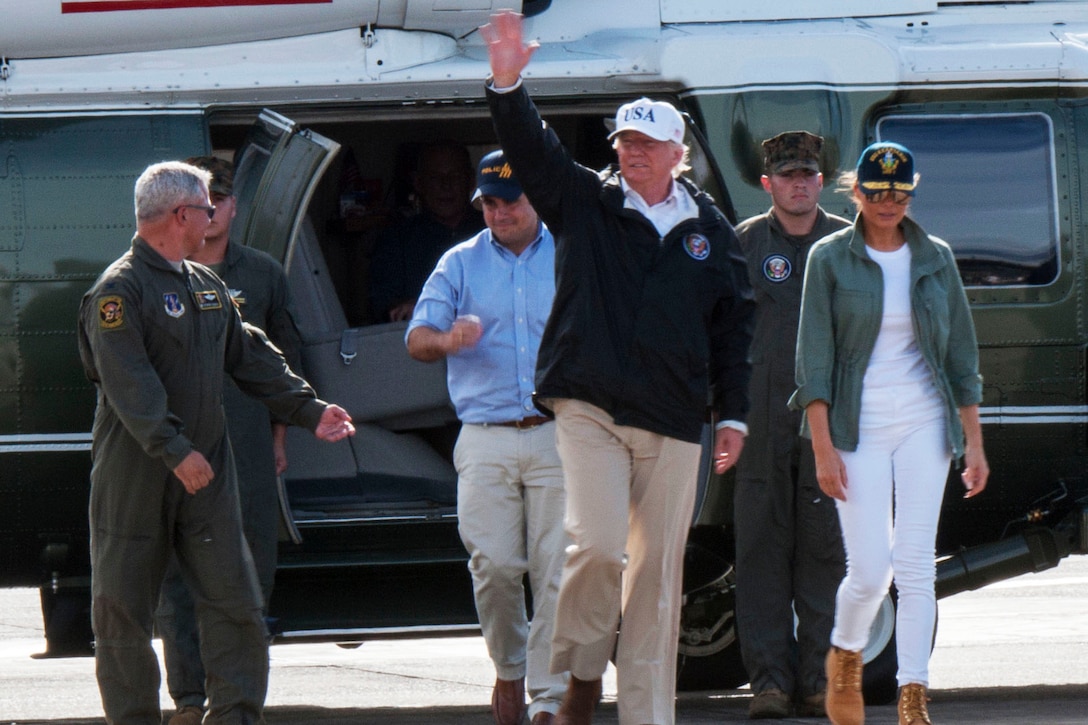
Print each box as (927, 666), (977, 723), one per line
(733, 208), (850, 701)
(78, 237), (325, 725)
(156, 241), (304, 712)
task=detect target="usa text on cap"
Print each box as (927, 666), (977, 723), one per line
(607, 97), (686, 144)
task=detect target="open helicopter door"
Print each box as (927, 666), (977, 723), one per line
(230, 109), (341, 545)
(231, 109), (340, 262)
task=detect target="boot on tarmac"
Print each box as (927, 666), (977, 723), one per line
(825, 646), (864, 725)
(898, 683), (933, 725)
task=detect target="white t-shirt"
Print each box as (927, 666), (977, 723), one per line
(864, 243), (933, 392)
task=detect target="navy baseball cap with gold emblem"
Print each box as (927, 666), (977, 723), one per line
(856, 141), (916, 196)
(472, 149), (523, 203)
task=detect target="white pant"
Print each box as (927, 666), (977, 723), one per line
(455, 422), (569, 717)
(548, 399), (701, 725)
(831, 385), (950, 687)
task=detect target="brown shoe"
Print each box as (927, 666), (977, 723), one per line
(168, 706), (204, 725)
(898, 683), (932, 725)
(553, 675), (602, 725)
(825, 646), (864, 725)
(748, 688), (791, 719)
(492, 677), (527, 725)
(531, 713), (555, 725)
(797, 690), (826, 718)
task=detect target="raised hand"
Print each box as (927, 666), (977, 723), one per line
(480, 10), (539, 88)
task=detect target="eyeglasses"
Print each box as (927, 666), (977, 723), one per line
(862, 190), (911, 205)
(173, 204), (217, 219)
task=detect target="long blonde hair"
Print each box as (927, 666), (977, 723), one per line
(836, 169), (920, 210)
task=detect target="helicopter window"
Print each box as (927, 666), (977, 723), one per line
(877, 113), (1058, 287)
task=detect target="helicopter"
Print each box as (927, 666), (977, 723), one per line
(0, 0), (1085, 702)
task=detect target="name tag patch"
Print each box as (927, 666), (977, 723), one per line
(195, 290), (223, 311)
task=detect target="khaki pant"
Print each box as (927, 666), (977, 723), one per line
(455, 422), (569, 718)
(548, 399), (700, 725)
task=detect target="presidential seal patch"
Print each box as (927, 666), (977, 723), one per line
(683, 233), (710, 260)
(195, 290), (223, 311)
(163, 292), (185, 318)
(762, 254), (792, 283)
(98, 296), (124, 329)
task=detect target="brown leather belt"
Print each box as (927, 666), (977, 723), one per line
(493, 415), (551, 429)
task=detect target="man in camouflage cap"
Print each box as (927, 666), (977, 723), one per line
(733, 131), (851, 719)
(762, 130), (823, 175)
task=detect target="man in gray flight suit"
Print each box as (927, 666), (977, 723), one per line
(155, 156), (305, 725)
(78, 160), (355, 725)
(733, 132), (850, 719)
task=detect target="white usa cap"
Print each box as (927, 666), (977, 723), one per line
(608, 97), (686, 144)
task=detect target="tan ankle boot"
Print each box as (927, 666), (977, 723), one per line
(898, 683), (932, 724)
(825, 646), (864, 725)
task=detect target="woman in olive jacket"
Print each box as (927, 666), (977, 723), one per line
(790, 142), (989, 725)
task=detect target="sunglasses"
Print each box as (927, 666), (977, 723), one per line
(862, 190), (911, 205)
(173, 204), (217, 219)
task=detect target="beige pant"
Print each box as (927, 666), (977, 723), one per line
(548, 399), (700, 725)
(455, 422), (569, 717)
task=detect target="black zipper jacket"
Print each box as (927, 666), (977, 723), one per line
(488, 84), (754, 443)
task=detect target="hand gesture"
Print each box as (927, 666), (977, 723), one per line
(480, 10), (539, 88)
(712, 426), (745, 474)
(447, 314), (483, 354)
(388, 301), (416, 322)
(814, 444), (849, 501)
(173, 450), (214, 495)
(961, 445), (989, 498)
(314, 404), (356, 442)
(272, 422), (289, 475)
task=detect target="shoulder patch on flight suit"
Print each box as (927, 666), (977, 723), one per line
(762, 254), (792, 283)
(194, 290), (223, 311)
(163, 293), (186, 318)
(98, 296), (125, 330)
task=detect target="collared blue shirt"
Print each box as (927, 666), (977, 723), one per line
(407, 223), (555, 423)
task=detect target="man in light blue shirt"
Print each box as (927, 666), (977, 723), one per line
(407, 149), (567, 725)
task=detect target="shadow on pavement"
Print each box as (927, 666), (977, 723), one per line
(13, 685), (1088, 725)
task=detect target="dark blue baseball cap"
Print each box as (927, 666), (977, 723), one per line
(471, 149), (523, 203)
(856, 141), (916, 196)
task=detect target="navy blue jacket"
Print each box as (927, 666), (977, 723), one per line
(488, 85), (754, 443)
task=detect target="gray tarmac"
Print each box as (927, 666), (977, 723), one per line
(4, 557), (1088, 723)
